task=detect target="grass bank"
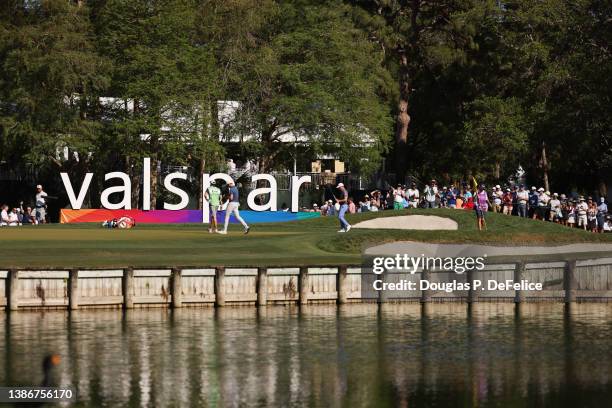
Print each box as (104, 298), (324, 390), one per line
(0, 209), (610, 268)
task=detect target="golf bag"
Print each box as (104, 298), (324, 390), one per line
(102, 216), (136, 229)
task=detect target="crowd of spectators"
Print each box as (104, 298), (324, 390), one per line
(4, 180), (610, 233)
(0, 202), (38, 226)
(307, 180), (611, 233)
(0, 184), (48, 227)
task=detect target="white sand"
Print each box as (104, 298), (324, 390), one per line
(353, 215), (458, 230)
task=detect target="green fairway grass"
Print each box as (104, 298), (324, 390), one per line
(1, 209), (611, 268)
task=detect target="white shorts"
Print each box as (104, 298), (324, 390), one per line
(35, 207), (46, 221)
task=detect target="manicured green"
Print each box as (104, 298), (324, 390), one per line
(0, 209), (610, 268)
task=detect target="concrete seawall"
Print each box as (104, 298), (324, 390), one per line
(1, 258), (612, 310)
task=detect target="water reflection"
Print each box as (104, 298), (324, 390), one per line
(0, 303), (611, 407)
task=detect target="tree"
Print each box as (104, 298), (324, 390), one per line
(220, 0), (392, 175)
(350, 0), (483, 178)
(0, 0), (109, 202)
(491, 0), (611, 193)
(2, 0), (610, 210)
(93, 0), (221, 208)
(462, 96), (529, 180)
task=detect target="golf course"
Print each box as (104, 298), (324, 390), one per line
(1, 209), (612, 268)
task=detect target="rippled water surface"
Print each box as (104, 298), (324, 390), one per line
(1, 303), (611, 407)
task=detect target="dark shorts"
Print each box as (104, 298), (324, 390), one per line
(475, 208), (486, 218)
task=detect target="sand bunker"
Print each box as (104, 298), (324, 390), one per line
(353, 215), (458, 231)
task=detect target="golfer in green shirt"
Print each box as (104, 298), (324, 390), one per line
(205, 181), (222, 233)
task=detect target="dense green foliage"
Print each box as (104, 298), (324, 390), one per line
(350, 0), (611, 192)
(0, 0), (610, 206)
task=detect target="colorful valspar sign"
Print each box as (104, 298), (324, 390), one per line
(60, 209), (320, 224)
(60, 158), (315, 223)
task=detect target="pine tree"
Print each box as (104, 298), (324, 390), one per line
(218, 0), (392, 175)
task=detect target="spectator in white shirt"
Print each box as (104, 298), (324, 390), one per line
(0, 204), (9, 226)
(407, 183), (420, 208)
(536, 188), (550, 220)
(424, 180), (438, 208)
(492, 185), (503, 213)
(8, 208), (20, 226)
(369, 198), (379, 212)
(549, 193), (561, 222)
(577, 197), (589, 230)
(35, 184), (48, 224)
(392, 185), (404, 210)
(517, 185), (529, 217)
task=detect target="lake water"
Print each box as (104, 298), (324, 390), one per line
(1, 303), (611, 407)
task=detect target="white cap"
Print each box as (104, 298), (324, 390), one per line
(532, 186), (536, 190)
(36, 184), (42, 189)
(336, 183), (344, 188)
(495, 185), (500, 189)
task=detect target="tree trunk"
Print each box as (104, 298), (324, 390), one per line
(540, 141), (550, 192)
(260, 153), (270, 174)
(197, 156), (205, 209)
(126, 157), (141, 210)
(82, 156), (92, 208)
(211, 100), (220, 142)
(132, 173), (141, 209)
(395, 50), (411, 180)
(150, 159), (159, 210)
(260, 121), (279, 174)
(393, 0), (424, 182)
